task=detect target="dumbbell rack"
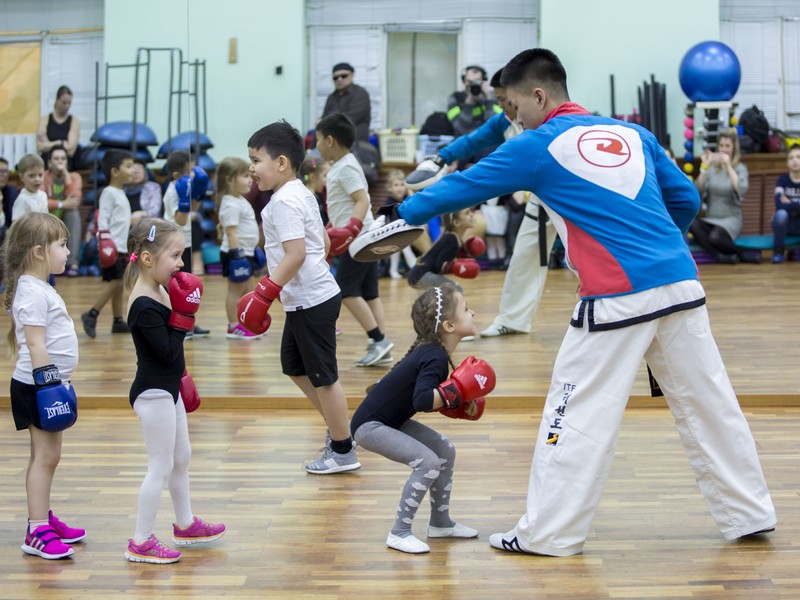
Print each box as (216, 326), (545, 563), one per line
(688, 101), (738, 152)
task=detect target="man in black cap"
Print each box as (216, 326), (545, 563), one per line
(322, 62), (372, 143)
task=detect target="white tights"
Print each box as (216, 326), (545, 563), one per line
(132, 389), (193, 542)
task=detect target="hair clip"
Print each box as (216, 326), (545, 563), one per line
(311, 158), (316, 169)
(433, 287), (443, 333)
(129, 252), (138, 263)
(147, 225), (156, 242)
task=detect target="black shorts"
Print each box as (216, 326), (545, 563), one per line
(335, 252), (379, 300)
(101, 254), (129, 282)
(281, 294), (341, 387)
(180, 247), (192, 273)
(10, 378), (39, 430)
(220, 251), (255, 278)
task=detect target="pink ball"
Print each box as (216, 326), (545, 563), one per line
(683, 117), (694, 128)
(684, 129), (694, 140)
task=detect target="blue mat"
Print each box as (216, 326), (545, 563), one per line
(157, 131), (214, 158)
(90, 122), (158, 147)
(82, 144), (154, 164)
(734, 235), (800, 250)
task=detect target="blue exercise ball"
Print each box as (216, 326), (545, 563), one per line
(679, 41), (741, 102)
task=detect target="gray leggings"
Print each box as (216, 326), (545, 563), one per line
(354, 419), (456, 535)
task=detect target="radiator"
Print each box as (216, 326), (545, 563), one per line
(0, 134), (38, 169)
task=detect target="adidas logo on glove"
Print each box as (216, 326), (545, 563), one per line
(101, 248), (114, 256)
(474, 374), (488, 390)
(185, 288), (202, 304)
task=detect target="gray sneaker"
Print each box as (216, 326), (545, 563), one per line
(355, 339), (375, 366)
(358, 338), (395, 367)
(304, 447), (361, 474)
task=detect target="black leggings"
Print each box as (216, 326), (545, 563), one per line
(690, 219), (739, 257)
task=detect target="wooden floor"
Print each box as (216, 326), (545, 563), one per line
(0, 264), (799, 598)
(0, 407), (797, 599)
(0, 261), (798, 408)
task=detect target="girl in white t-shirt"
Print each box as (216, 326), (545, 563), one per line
(215, 157), (262, 339)
(1, 212), (84, 560)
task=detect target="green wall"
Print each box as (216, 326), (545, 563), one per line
(103, 0), (305, 164)
(540, 0), (720, 153)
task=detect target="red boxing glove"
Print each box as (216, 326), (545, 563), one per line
(180, 369), (201, 413)
(437, 356), (496, 409)
(462, 236), (486, 257)
(443, 258), (480, 279)
(326, 217), (363, 257)
(439, 396), (485, 421)
(238, 275), (282, 335)
(97, 230), (118, 268)
(168, 272), (203, 332)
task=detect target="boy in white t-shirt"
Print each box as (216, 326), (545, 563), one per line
(316, 113), (395, 367)
(240, 120), (360, 475)
(162, 150), (210, 338)
(11, 154), (48, 223)
(80, 149), (134, 338)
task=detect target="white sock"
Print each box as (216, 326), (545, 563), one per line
(29, 518), (48, 533)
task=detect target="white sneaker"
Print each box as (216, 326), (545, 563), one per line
(304, 447), (361, 474)
(480, 323), (523, 337)
(460, 335), (475, 342)
(428, 523), (479, 538)
(357, 338), (395, 367)
(387, 533), (430, 554)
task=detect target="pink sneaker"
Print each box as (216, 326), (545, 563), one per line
(226, 323), (262, 339)
(335, 326), (343, 336)
(21, 524), (74, 559)
(172, 516), (227, 546)
(125, 534), (181, 564)
(49, 510), (86, 543)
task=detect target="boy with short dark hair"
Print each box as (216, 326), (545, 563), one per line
(81, 149), (134, 337)
(163, 150), (210, 338)
(316, 113), (394, 367)
(240, 120), (360, 474)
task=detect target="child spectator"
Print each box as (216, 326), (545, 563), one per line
(80, 149), (134, 338)
(480, 196), (508, 267)
(384, 170), (417, 279)
(770, 145), (800, 263)
(162, 151), (210, 338)
(299, 155), (331, 225)
(239, 120), (360, 474)
(315, 113), (395, 367)
(215, 157), (263, 339)
(351, 286), (495, 553)
(2, 212), (83, 560)
(124, 218), (226, 563)
(11, 154), (48, 222)
(407, 208), (483, 290)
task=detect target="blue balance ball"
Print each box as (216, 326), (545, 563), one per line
(679, 41), (741, 102)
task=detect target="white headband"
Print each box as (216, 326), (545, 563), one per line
(433, 287), (443, 333)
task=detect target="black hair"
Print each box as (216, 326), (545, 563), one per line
(166, 150), (191, 177)
(0, 156), (9, 165)
(462, 65), (487, 82)
(490, 68), (504, 89)
(49, 145), (68, 159)
(500, 48), (569, 97)
(316, 113), (356, 149)
(56, 85), (73, 100)
(101, 149), (134, 181)
(248, 120), (305, 171)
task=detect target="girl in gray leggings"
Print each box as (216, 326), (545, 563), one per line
(351, 286), (492, 554)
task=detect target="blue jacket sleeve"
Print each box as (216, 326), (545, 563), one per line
(654, 144), (700, 234)
(439, 113), (510, 164)
(399, 133), (536, 225)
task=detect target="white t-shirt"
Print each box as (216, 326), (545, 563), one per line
(12, 275), (79, 384)
(163, 181), (192, 248)
(261, 179), (339, 311)
(11, 188), (48, 222)
(325, 153), (374, 233)
(218, 194), (259, 255)
(97, 186), (132, 253)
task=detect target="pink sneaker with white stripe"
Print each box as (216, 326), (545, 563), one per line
(21, 524), (74, 560)
(226, 324), (262, 339)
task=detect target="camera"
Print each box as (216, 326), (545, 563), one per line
(468, 80), (483, 96)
